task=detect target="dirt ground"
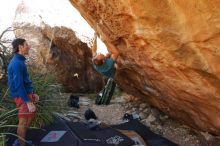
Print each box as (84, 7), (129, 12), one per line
(62, 92), (220, 146)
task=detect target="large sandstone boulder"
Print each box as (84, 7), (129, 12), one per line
(42, 26), (104, 92)
(13, 1), (104, 92)
(69, 0), (220, 134)
(13, 23), (104, 92)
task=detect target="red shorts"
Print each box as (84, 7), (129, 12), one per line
(14, 94), (36, 118)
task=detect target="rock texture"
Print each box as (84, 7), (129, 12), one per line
(69, 0), (220, 134)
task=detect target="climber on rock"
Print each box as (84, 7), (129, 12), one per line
(91, 33), (119, 105)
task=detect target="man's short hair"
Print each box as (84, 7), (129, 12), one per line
(11, 38), (26, 53)
(92, 57), (104, 66)
(92, 54), (106, 66)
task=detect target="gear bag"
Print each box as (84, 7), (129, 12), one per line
(95, 78), (116, 105)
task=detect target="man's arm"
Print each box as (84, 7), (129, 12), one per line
(105, 41), (119, 62)
(24, 67), (33, 94)
(12, 63), (30, 103)
(91, 34), (97, 57)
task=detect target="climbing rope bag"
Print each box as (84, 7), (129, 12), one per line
(95, 78), (116, 105)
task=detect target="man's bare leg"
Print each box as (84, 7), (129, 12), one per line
(17, 117), (28, 146)
(27, 116), (34, 128)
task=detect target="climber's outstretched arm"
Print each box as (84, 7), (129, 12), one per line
(105, 41), (119, 62)
(91, 33), (97, 57)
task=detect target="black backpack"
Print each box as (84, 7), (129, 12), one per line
(84, 108), (97, 120)
(68, 94), (80, 108)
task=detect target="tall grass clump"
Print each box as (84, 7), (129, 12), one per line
(28, 65), (66, 127)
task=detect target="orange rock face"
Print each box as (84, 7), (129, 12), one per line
(69, 0), (220, 134)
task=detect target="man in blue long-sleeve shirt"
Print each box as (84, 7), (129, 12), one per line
(8, 38), (39, 146)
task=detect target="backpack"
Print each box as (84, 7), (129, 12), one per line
(95, 78), (116, 105)
(68, 94), (80, 108)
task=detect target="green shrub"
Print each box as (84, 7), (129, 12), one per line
(28, 65), (66, 127)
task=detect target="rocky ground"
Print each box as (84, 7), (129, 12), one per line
(58, 91), (220, 146)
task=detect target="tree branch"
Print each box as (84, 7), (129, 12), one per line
(0, 27), (19, 39)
